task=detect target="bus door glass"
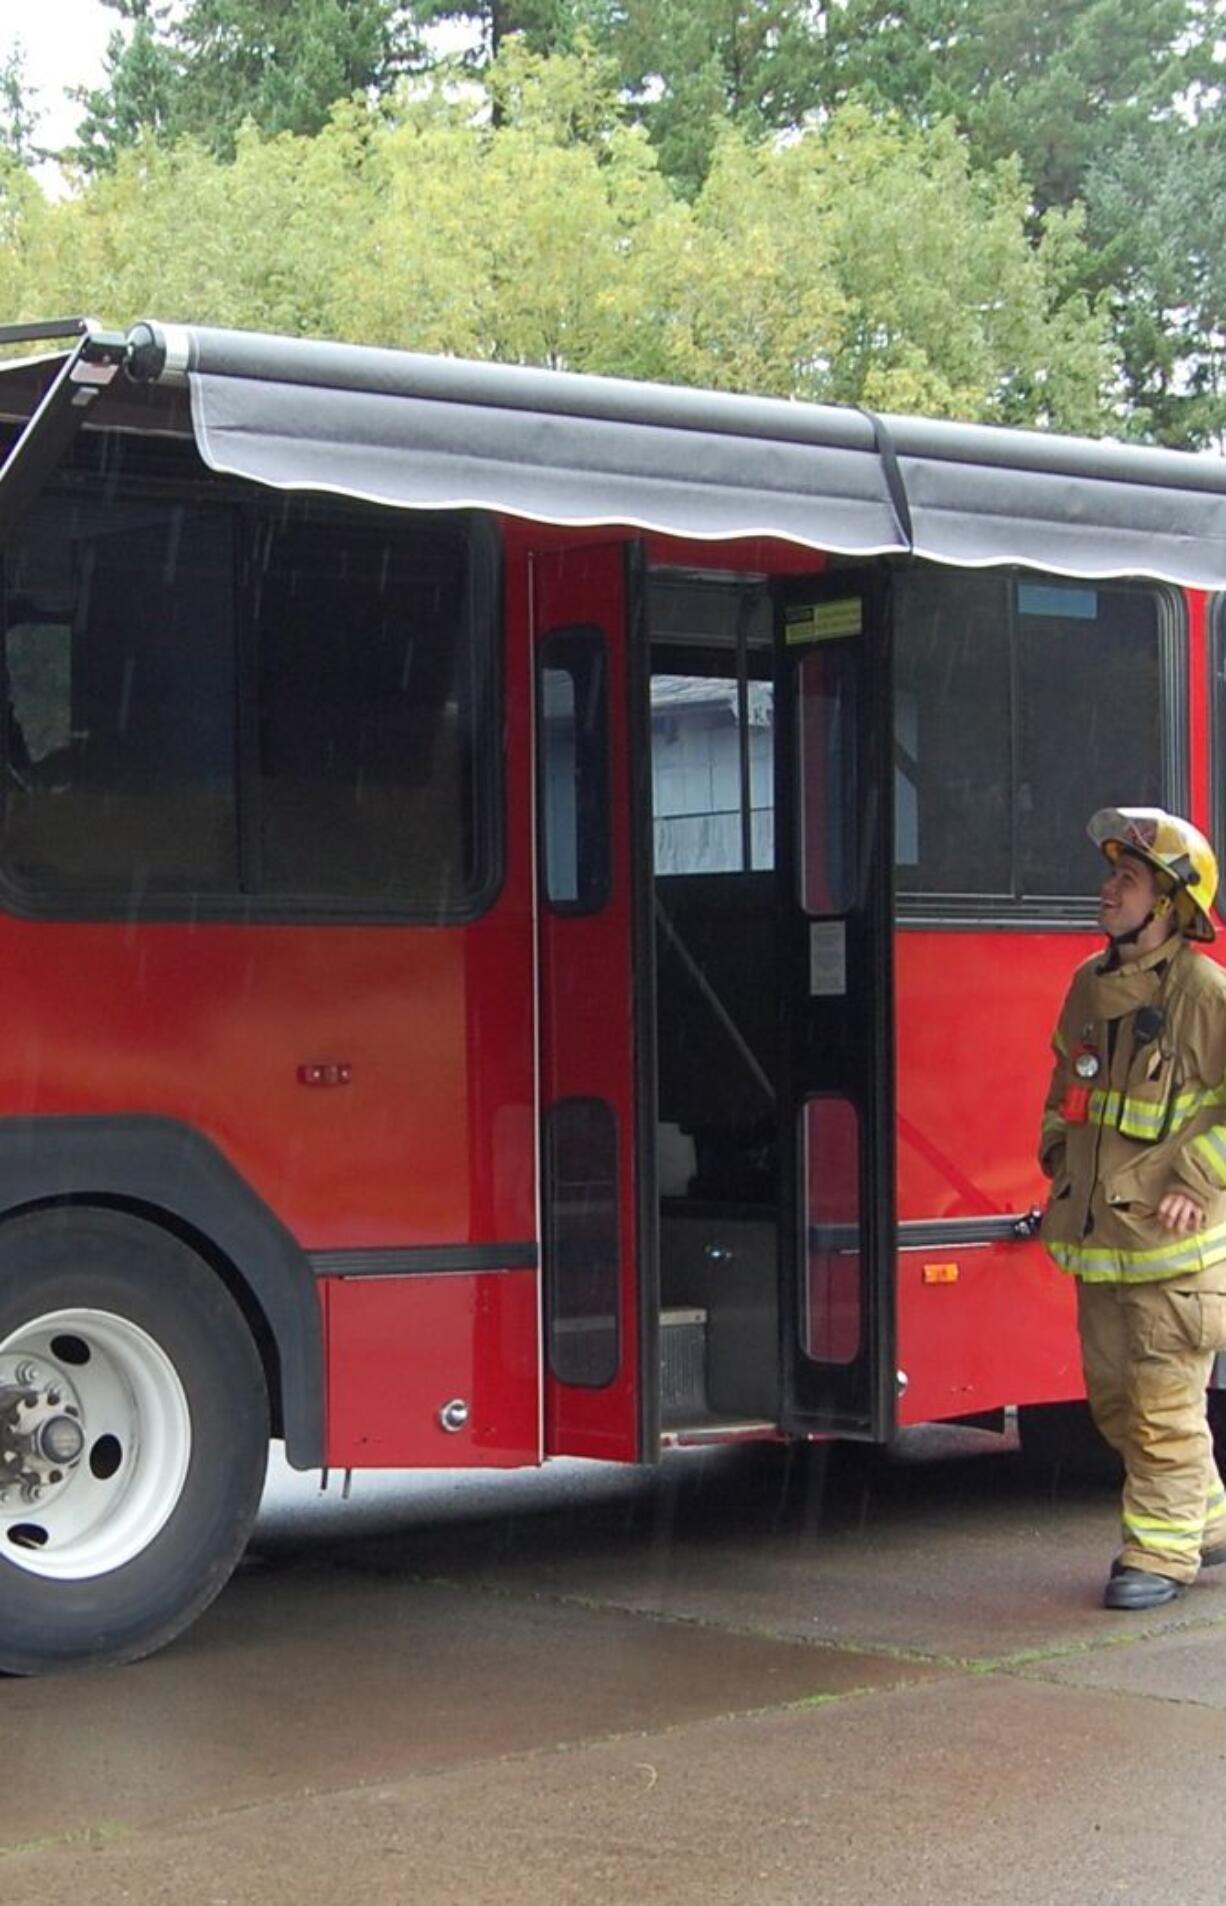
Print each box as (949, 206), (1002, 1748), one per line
(774, 572), (896, 1437)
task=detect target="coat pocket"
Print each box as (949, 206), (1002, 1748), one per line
(1104, 1153), (1168, 1218)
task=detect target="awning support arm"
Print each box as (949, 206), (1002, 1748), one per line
(0, 324), (129, 541)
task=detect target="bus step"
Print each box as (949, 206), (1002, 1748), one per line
(661, 1306), (707, 1420)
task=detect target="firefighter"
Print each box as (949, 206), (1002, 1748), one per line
(1039, 807), (1226, 1609)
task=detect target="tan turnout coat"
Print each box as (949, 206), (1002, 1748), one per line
(1040, 938), (1226, 1281)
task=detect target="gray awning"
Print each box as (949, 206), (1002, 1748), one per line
(34, 322), (1226, 586)
(163, 326), (907, 561)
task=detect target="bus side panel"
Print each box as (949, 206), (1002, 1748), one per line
(323, 1271), (539, 1468)
(0, 915), (536, 1251)
(893, 926), (1087, 1425)
(0, 521), (542, 1467)
(0, 505), (538, 1257)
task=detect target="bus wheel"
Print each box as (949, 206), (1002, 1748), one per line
(0, 1209), (268, 1675)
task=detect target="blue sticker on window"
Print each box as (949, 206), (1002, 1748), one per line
(1017, 583), (1098, 621)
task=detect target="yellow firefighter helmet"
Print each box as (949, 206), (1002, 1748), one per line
(1088, 807), (1218, 944)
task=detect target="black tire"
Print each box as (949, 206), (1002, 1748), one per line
(0, 1208), (268, 1674)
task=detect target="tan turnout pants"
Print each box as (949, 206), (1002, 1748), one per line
(1078, 1278), (1226, 1582)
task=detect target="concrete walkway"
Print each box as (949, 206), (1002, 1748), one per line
(4, 1430), (1224, 1903)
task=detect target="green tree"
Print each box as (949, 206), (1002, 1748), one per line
(72, 0), (422, 168)
(173, 0), (420, 148)
(817, 0), (1226, 446)
(1085, 117), (1226, 448)
(657, 108), (1106, 427)
(0, 42), (42, 168)
(34, 50), (661, 359)
(0, 151), (55, 324)
(412, 0), (600, 63)
(16, 48), (1106, 430)
(820, 0), (1217, 215)
(71, 2), (181, 173)
(609, 0), (827, 196)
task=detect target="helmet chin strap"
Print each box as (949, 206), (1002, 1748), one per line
(1105, 892), (1174, 952)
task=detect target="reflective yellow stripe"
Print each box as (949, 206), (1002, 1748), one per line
(1123, 1512), (1205, 1554)
(1168, 1084), (1226, 1136)
(1085, 1083), (1226, 1141)
(1041, 1112), (1066, 1138)
(1048, 1220), (1226, 1281)
(1124, 1512), (1205, 1536)
(1052, 1029), (1069, 1058)
(1192, 1128), (1226, 1188)
(1118, 1100), (1167, 1139)
(1123, 1527), (1203, 1552)
(1165, 1086), (1226, 1133)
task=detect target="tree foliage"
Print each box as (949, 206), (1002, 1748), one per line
(820, 0), (1220, 212)
(8, 0), (1222, 441)
(71, 0), (422, 167)
(1085, 119), (1226, 449)
(607, 0), (827, 198)
(815, 0), (1226, 445)
(71, 2), (181, 173)
(413, 0), (605, 63)
(0, 42), (42, 168)
(4, 44), (1106, 430)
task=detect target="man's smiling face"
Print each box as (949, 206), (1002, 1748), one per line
(1098, 849), (1162, 941)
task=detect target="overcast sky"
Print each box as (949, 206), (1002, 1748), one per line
(7, 0), (113, 150)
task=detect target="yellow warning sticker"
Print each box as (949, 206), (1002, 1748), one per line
(784, 597), (863, 644)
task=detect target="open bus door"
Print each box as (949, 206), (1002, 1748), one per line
(532, 539), (655, 1463)
(774, 569), (897, 1440)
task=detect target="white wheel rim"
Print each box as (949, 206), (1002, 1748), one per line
(0, 1308), (192, 1581)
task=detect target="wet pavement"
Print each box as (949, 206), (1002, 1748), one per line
(4, 1424), (1226, 1902)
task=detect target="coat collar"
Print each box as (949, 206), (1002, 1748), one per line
(1088, 936), (1187, 1020)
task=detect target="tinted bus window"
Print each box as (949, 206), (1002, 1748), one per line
(894, 571), (1172, 906)
(2, 495), (238, 897)
(251, 502), (480, 907)
(544, 1096), (621, 1389)
(1015, 584), (1164, 896)
(797, 639), (858, 917)
(538, 627), (611, 913)
(893, 572), (1011, 895)
(0, 438), (496, 919)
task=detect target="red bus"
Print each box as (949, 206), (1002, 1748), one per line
(2, 316), (1226, 1674)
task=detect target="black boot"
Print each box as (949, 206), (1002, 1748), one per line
(1103, 1565), (1182, 1610)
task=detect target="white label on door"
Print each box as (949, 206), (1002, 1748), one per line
(809, 920), (847, 997)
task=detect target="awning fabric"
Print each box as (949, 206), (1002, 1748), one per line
(26, 322), (1226, 587)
